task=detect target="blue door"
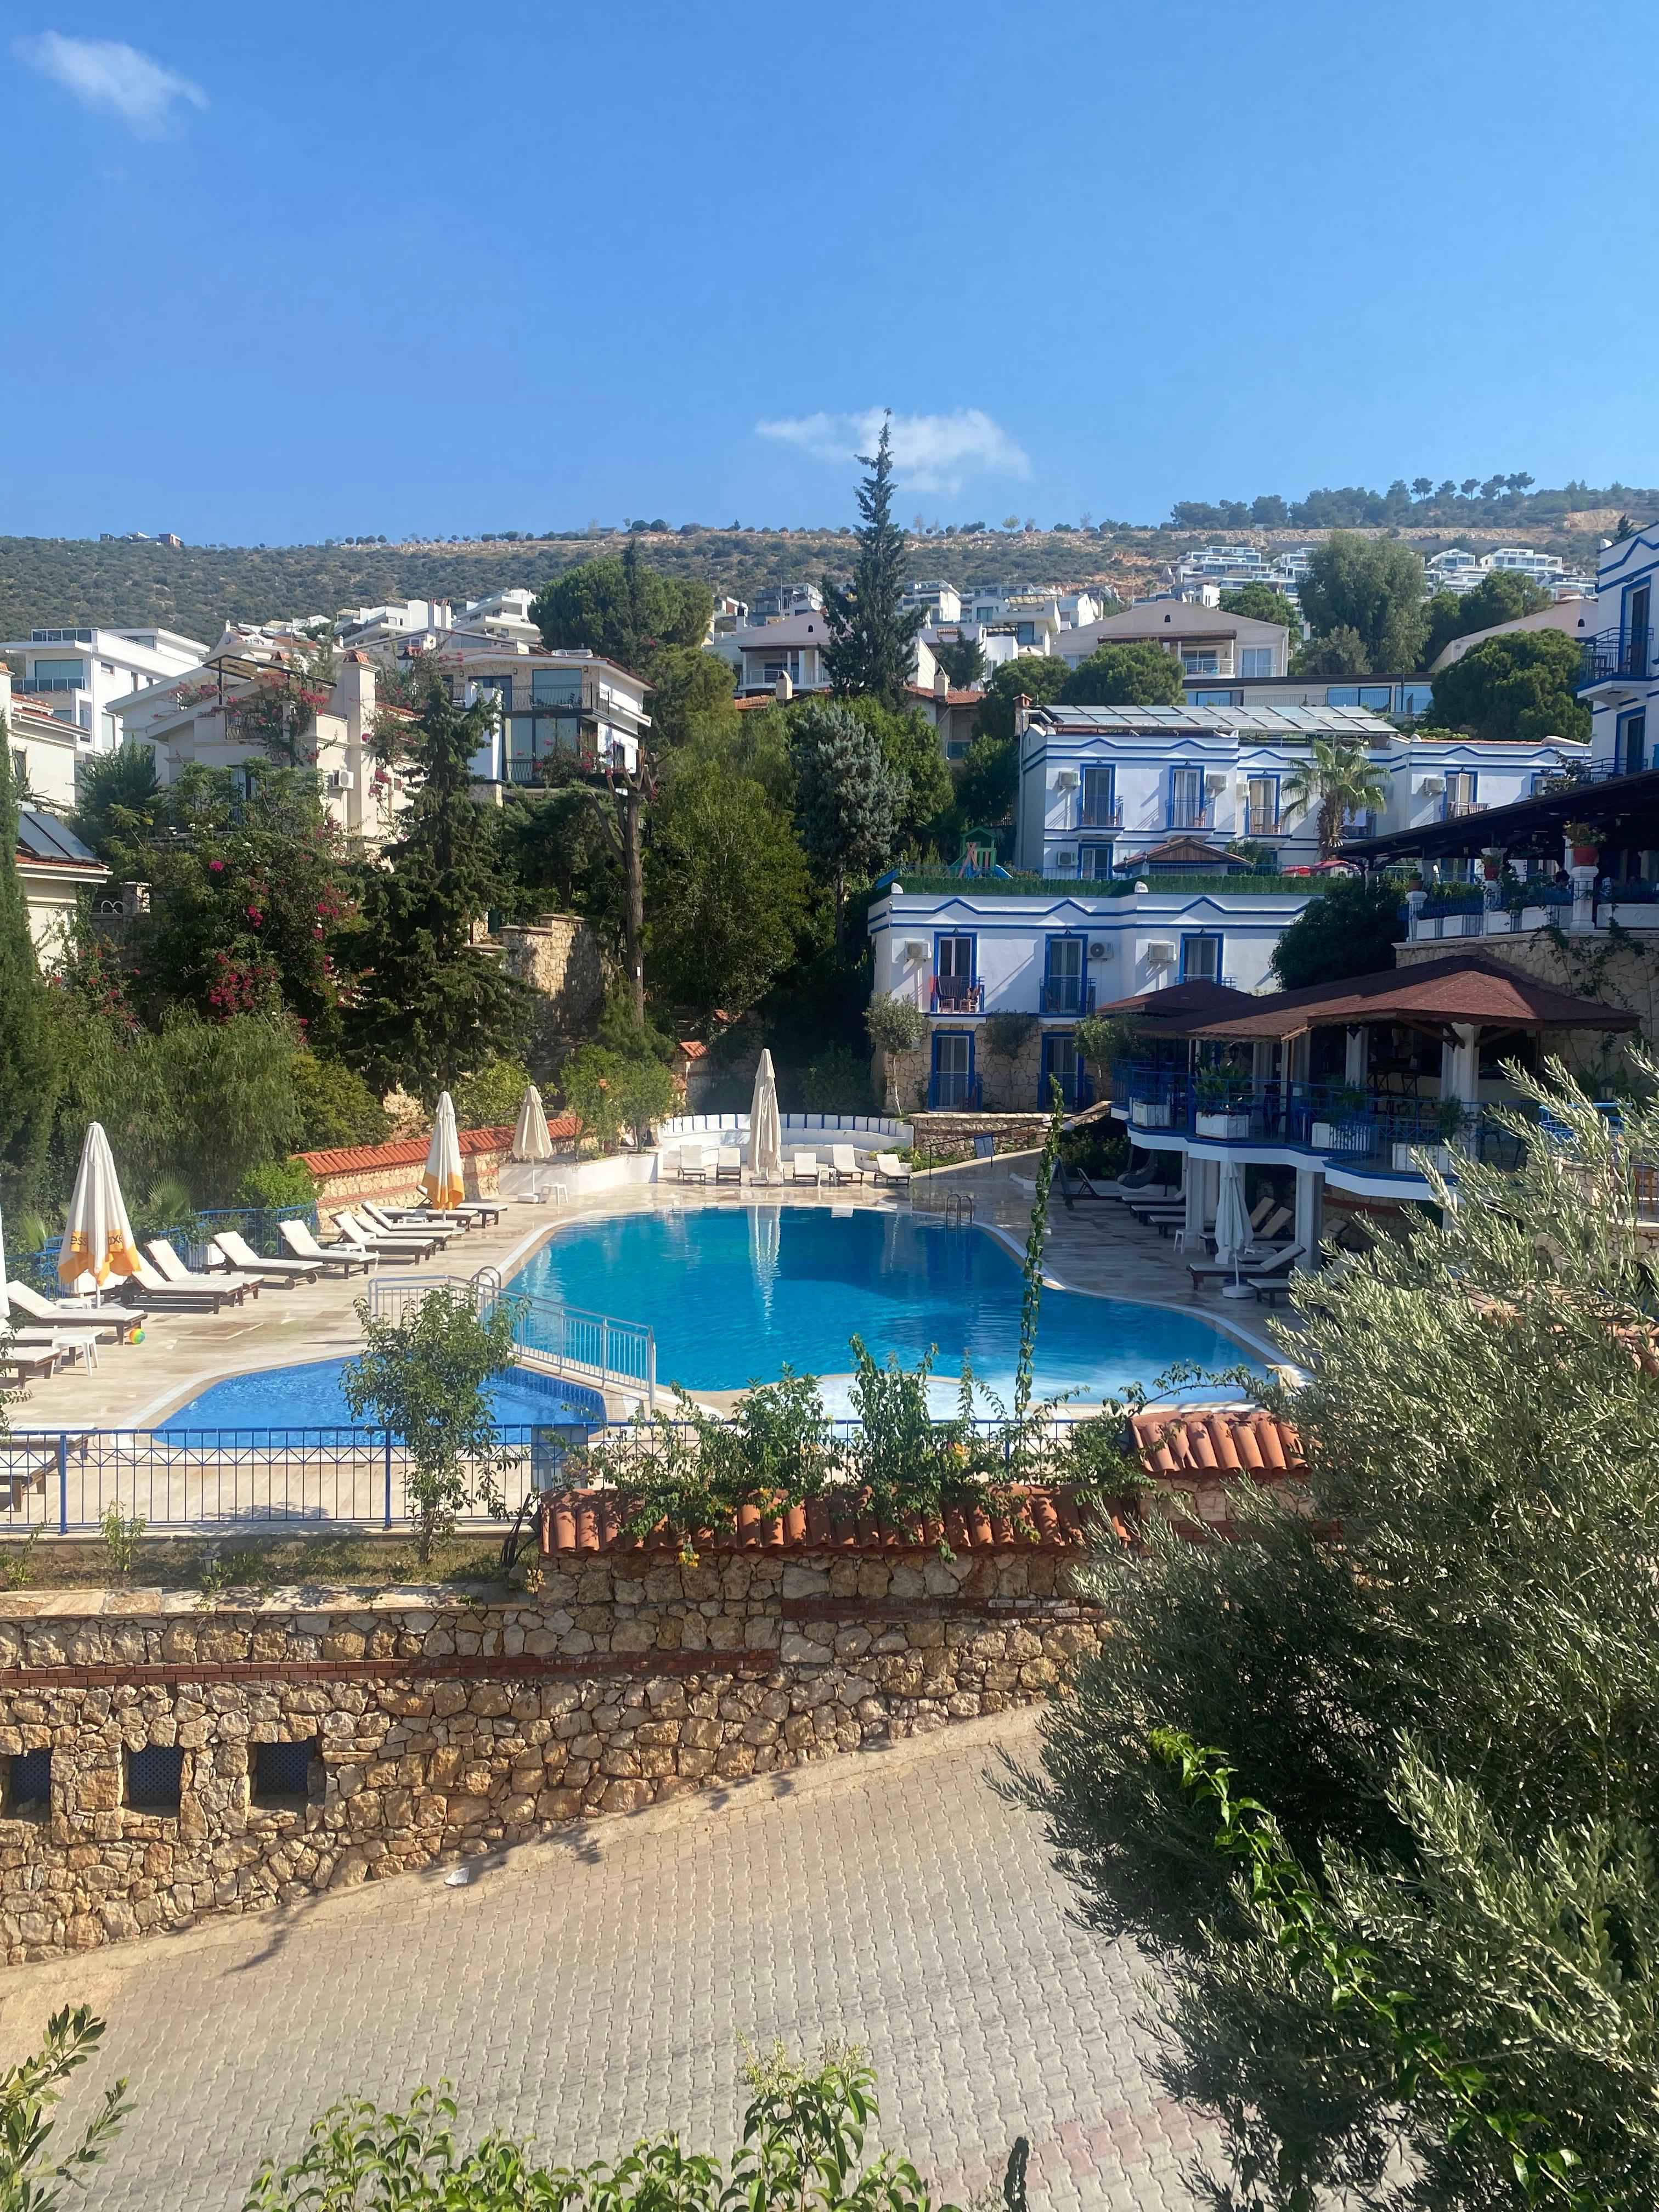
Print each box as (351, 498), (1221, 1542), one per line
(1040, 1032), (1088, 1109)
(930, 1031), (977, 1109)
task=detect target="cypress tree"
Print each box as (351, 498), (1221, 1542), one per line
(347, 675), (529, 1102)
(821, 416), (926, 708)
(0, 727), (59, 1208)
(789, 699), (898, 943)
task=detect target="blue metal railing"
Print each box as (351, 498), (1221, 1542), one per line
(929, 979), (984, 1013)
(1578, 625), (1651, 691)
(927, 1070), (983, 1110)
(1040, 978), (1096, 1015)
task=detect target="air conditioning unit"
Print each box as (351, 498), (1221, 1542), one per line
(1054, 769), (1078, 790)
(325, 768), (354, 792)
(1205, 772), (1228, 795)
(1147, 940), (1176, 967)
(1053, 850), (1076, 873)
(900, 939), (928, 962)
(1419, 776), (1446, 797)
(1088, 941), (1109, 958)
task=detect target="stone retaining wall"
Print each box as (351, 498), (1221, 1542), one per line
(912, 1111), (1051, 1150)
(0, 1542), (1102, 1963)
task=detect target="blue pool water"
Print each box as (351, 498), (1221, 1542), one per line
(508, 1204), (1253, 1411)
(157, 1359), (602, 1434)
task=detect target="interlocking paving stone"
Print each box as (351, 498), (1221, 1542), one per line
(0, 1707), (1217, 2211)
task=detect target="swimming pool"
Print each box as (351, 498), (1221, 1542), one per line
(508, 1204), (1252, 1411)
(156, 1359), (603, 1434)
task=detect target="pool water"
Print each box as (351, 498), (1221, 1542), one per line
(157, 1359), (602, 1434)
(508, 1204), (1252, 1411)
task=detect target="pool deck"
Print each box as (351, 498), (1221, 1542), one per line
(10, 1170), (1294, 1437)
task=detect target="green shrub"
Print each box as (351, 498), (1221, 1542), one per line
(234, 1158), (317, 1211)
(799, 1045), (873, 1114)
(984, 1011), (1037, 1063)
(290, 1053), (391, 1150)
(450, 1055), (531, 1130)
(864, 992), (925, 1057)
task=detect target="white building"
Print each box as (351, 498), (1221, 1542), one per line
(1015, 701), (1584, 879)
(1580, 523), (1659, 779)
(867, 879), (1312, 1110)
(750, 583), (823, 621)
(1057, 599), (1293, 680)
(0, 624), (209, 755)
(334, 587), (540, 653)
(433, 642), (648, 790)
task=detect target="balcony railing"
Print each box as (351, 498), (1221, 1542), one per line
(1079, 802), (1122, 828)
(1578, 625), (1651, 691)
(1440, 798), (1488, 821)
(927, 1070), (982, 1110)
(1244, 808), (1281, 837)
(929, 978), (984, 1013)
(1040, 978), (1096, 1015)
(1042, 1064), (1094, 1110)
(1167, 805), (1215, 831)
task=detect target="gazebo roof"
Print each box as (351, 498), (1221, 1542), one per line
(1189, 954), (1639, 1042)
(1093, 979), (1260, 1032)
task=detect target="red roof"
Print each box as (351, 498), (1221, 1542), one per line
(1193, 953), (1638, 1041)
(1130, 1406), (1304, 1478)
(297, 1120), (575, 1176)
(1092, 978), (1259, 1028)
(539, 1486), (1094, 1559)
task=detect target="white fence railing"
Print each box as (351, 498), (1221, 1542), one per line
(368, 1274), (655, 1410)
(660, 1112), (911, 1142)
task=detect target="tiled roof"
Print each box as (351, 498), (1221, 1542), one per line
(1130, 1406), (1305, 1478)
(1193, 953), (1640, 1041)
(539, 1487), (1095, 1559)
(1093, 978), (1259, 1026)
(297, 1121), (577, 1176)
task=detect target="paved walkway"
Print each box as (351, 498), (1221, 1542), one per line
(3, 1708), (1215, 2211)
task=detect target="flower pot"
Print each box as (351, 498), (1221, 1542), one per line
(1393, 1141), (1456, 1172)
(1195, 1111), (1250, 1139)
(1311, 1121), (1368, 1155)
(1130, 1100), (1172, 1129)
(1572, 845), (1599, 867)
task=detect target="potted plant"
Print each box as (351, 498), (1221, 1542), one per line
(1193, 1065), (1250, 1140)
(1311, 1082), (1370, 1154)
(1564, 823), (1600, 868)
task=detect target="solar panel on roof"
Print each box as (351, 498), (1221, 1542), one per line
(15, 810), (98, 865)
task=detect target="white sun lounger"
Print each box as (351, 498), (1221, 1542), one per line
(829, 1145), (865, 1186)
(123, 1254), (249, 1312)
(5, 1282), (145, 1340)
(212, 1229), (320, 1285)
(874, 1153), (911, 1189)
(279, 1220), (374, 1276)
(360, 1202), (463, 1243)
(788, 1152), (822, 1186)
(146, 1241), (263, 1300)
(678, 1146), (709, 1183)
(334, 1211), (444, 1260)
(716, 1147), (743, 1184)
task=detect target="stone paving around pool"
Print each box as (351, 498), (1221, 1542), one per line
(3, 1706), (1218, 2212)
(15, 1171), (1282, 1440)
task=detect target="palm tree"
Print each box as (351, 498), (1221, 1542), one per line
(1281, 738), (1389, 854)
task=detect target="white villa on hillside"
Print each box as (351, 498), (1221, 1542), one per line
(0, 624), (208, 754)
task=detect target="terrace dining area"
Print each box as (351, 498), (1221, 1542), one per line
(1106, 954), (1640, 1228)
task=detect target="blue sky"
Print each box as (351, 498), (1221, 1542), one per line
(4, 0), (1655, 543)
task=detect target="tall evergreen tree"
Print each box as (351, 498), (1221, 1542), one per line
(789, 699), (898, 941)
(347, 674), (529, 1101)
(821, 417), (926, 708)
(0, 726), (59, 1209)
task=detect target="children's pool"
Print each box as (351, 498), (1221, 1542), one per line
(155, 1359), (602, 1434)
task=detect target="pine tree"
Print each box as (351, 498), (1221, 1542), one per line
(789, 699), (898, 943)
(821, 416), (926, 707)
(0, 726), (59, 1208)
(347, 675), (529, 1101)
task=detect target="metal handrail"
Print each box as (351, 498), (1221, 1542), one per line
(368, 1275), (656, 1410)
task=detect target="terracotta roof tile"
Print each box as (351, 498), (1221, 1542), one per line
(296, 1120), (577, 1177)
(538, 1485), (1096, 1559)
(1130, 1406), (1305, 1479)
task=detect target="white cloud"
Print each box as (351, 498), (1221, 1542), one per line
(16, 31), (207, 136)
(755, 408), (1030, 496)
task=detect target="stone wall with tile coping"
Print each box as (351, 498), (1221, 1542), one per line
(0, 1542), (1104, 1965)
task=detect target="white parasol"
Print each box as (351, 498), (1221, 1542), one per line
(422, 1092), (466, 1211)
(1213, 1156), (1255, 1300)
(511, 1084), (554, 1200)
(58, 1122), (142, 1301)
(749, 1051), (782, 1184)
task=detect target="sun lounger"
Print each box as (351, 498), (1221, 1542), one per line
(8, 1323), (101, 1369)
(789, 1152), (823, 1187)
(0, 1341), (60, 1382)
(828, 1146), (864, 1186)
(280, 1220), (373, 1277)
(122, 1255), (246, 1312)
(5, 1283), (144, 1341)
(678, 1146), (709, 1184)
(1250, 1248), (1307, 1305)
(1188, 1244), (1306, 1294)
(145, 1242), (262, 1301)
(716, 1147), (743, 1184)
(313, 1216), (426, 1267)
(212, 1229), (321, 1286)
(334, 1211), (444, 1261)
(360, 1203), (462, 1246)
(874, 1153), (911, 1189)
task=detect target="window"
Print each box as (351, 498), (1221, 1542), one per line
(1240, 647), (1274, 678)
(1190, 689), (1243, 707)
(26, 658), (85, 692)
(1040, 1030), (1084, 1107)
(1080, 765), (1115, 827)
(253, 1740), (315, 1806)
(1181, 933), (1222, 981)
(930, 1030), (976, 1109)
(1356, 685), (1392, 712)
(1079, 844), (1114, 879)
(934, 935), (976, 1009)
(5, 1748), (49, 1817)
(1169, 766), (1206, 828)
(126, 1745), (184, 1813)
(1620, 712), (1647, 776)
(1180, 649), (1221, 675)
(1444, 771), (1477, 818)
(1245, 775), (1279, 836)
(531, 669), (582, 708)
(1396, 683), (1434, 716)
(1043, 935), (1086, 1013)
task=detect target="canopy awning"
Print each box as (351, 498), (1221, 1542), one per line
(1190, 953), (1639, 1043)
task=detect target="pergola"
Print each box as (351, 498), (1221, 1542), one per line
(1343, 767), (1659, 868)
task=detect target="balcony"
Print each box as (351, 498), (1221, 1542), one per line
(1244, 808), (1282, 838)
(1440, 798), (1488, 821)
(1043, 1064), (1095, 1110)
(927, 1070), (982, 1110)
(1040, 978), (1096, 1015)
(929, 977), (984, 1014)
(1078, 801), (1122, 828)
(1578, 625), (1652, 693)
(1167, 805), (1215, 832)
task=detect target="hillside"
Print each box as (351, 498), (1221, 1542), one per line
(0, 493), (1647, 643)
